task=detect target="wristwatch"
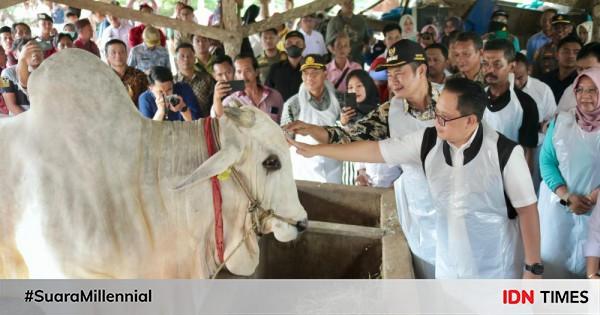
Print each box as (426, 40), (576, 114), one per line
(559, 192), (571, 206)
(525, 263), (544, 275)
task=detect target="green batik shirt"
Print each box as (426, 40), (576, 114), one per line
(325, 84), (441, 144)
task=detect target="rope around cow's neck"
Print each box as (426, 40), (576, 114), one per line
(208, 118), (303, 279)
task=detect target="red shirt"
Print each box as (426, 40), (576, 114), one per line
(128, 24), (167, 48)
(74, 38), (100, 57)
(43, 47), (56, 59)
(6, 51), (17, 67)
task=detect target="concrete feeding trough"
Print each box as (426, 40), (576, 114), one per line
(220, 181), (414, 279)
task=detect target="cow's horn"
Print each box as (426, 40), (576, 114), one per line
(223, 106), (256, 128)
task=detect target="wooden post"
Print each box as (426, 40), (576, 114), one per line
(593, 1), (600, 42)
(221, 0), (243, 57)
(0, 0), (27, 11)
(48, 0), (237, 42)
(242, 0), (345, 37)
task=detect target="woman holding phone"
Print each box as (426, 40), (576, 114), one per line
(340, 69), (401, 188)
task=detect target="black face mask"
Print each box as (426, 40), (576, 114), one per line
(286, 45), (303, 58)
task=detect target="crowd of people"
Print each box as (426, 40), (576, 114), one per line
(1, 0), (599, 280)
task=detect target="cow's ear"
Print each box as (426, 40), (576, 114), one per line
(172, 130), (243, 190)
(223, 106), (256, 128)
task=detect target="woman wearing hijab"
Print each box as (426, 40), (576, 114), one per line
(539, 67), (600, 278)
(441, 16), (463, 47)
(418, 24), (439, 48)
(577, 21), (593, 45)
(399, 14), (418, 42)
(339, 69), (401, 188)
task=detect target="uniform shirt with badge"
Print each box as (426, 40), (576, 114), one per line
(0, 71), (9, 115)
(128, 43), (170, 73)
(0, 65), (30, 108)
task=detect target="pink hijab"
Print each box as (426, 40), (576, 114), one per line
(574, 68), (600, 132)
(421, 24), (440, 42)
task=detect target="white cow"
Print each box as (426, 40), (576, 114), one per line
(0, 49), (307, 279)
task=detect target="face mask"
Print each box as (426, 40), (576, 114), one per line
(286, 45), (303, 58)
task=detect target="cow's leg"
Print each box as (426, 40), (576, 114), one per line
(0, 241), (29, 278)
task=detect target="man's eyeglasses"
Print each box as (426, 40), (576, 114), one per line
(434, 111), (472, 127)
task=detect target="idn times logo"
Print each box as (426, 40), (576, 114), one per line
(502, 290), (589, 304)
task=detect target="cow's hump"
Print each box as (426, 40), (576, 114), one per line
(27, 48), (141, 123)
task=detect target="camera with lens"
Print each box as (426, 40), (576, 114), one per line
(165, 95), (180, 107)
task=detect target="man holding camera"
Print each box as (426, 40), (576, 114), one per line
(138, 66), (200, 121)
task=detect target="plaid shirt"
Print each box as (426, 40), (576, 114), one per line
(174, 70), (215, 118)
(325, 84), (441, 144)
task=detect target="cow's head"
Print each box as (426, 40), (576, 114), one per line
(174, 104), (307, 275)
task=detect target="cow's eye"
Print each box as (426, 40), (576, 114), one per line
(262, 154), (281, 172)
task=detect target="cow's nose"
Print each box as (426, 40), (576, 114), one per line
(295, 218), (308, 233)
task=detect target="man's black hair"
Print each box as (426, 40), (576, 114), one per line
(577, 42), (600, 61)
(383, 23), (402, 37)
(175, 42), (194, 54)
(260, 28), (278, 36)
(443, 77), (489, 122)
(557, 35), (582, 51)
(11, 22), (31, 35)
(104, 38), (126, 55)
(425, 43), (448, 59)
(55, 32), (75, 48)
(0, 26), (11, 34)
(180, 4), (194, 12)
(514, 52), (528, 65)
(148, 66), (174, 84)
(234, 53), (259, 70)
(455, 31), (483, 50)
(212, 53), (233, 68)
(483, 38), (515, 62)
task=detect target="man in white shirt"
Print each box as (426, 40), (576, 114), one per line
(299, 14), (327, 56)
(100, 14), (133, 59)
(290, 78), (543, 279)
(514, 52), (556, 191)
